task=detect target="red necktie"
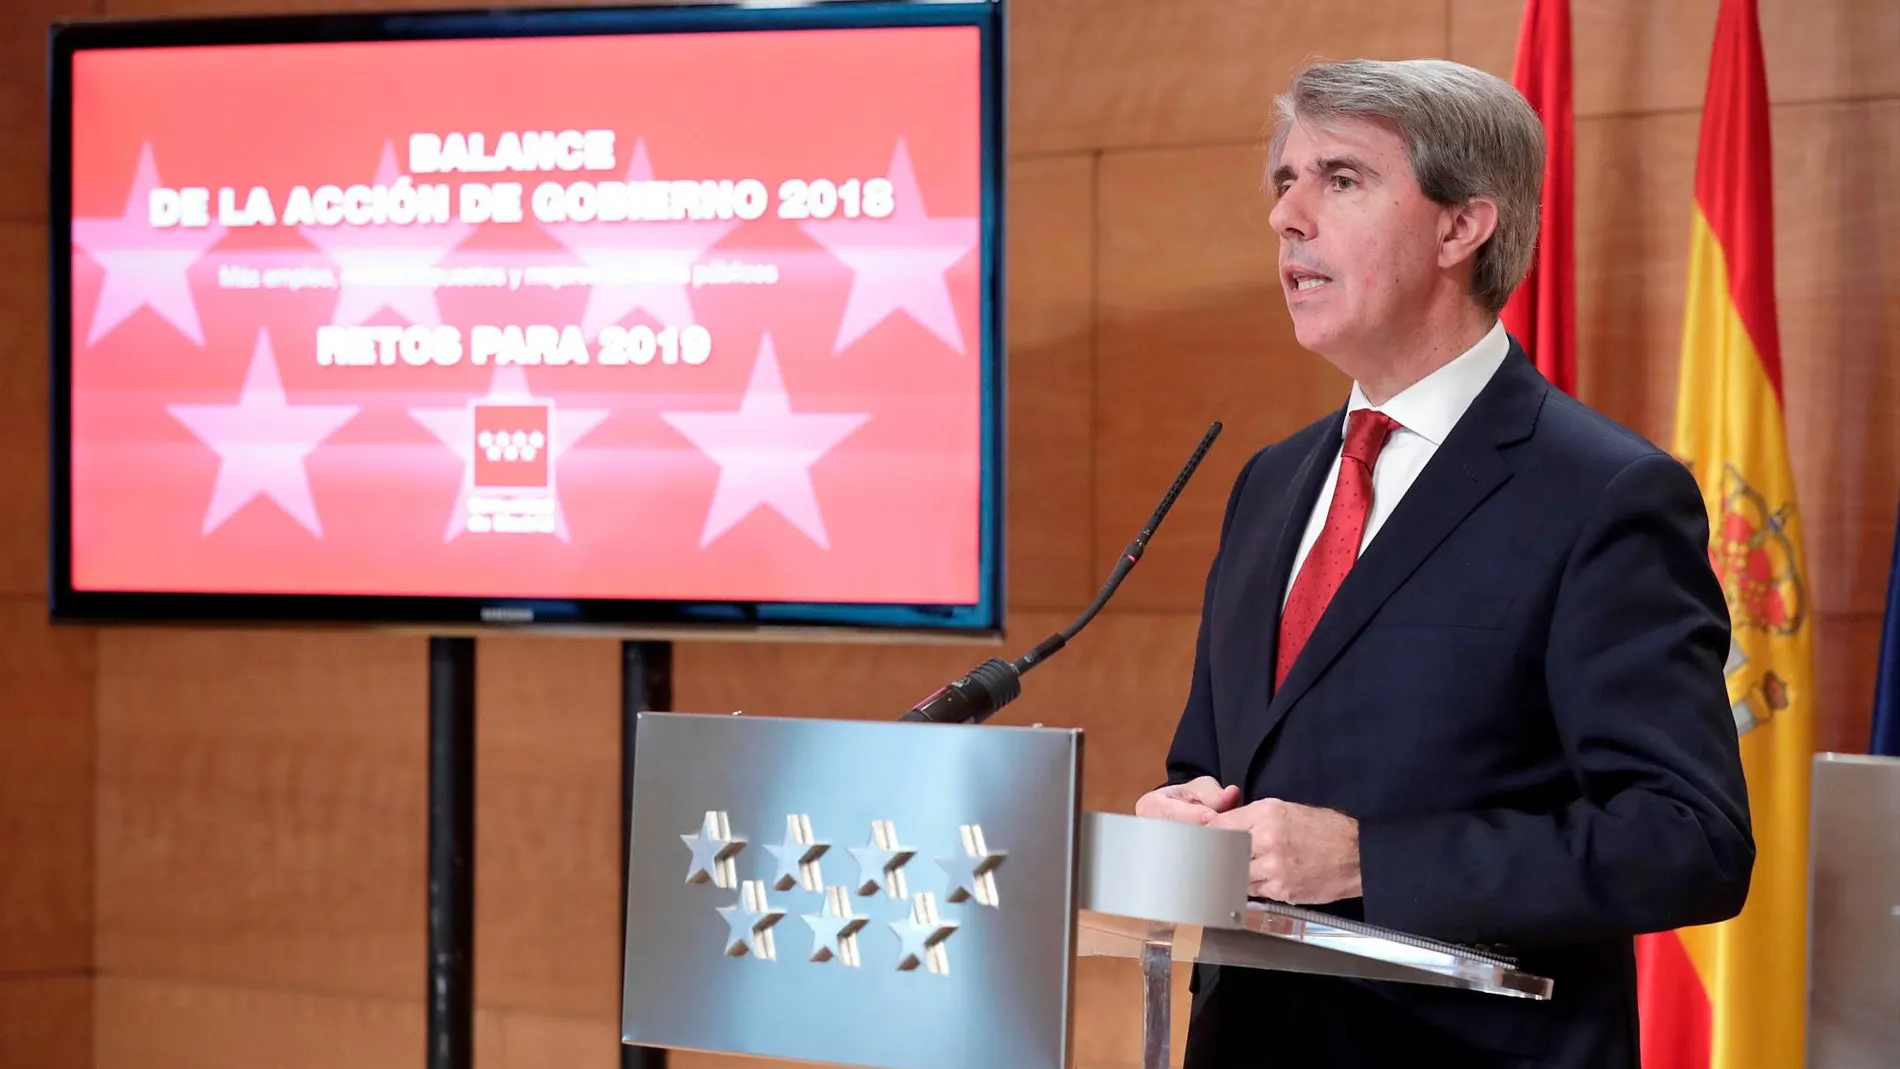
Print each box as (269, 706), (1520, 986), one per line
(1275, 409), (1402, 688)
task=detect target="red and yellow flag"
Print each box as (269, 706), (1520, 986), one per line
(1640, 2), (1814, 1067)
(1500, 0), (1575, 394)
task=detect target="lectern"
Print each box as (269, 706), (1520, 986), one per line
(621, 713), (1552, 1069)
(1807, 752), (1900, 1068)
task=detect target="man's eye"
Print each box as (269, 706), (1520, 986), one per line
(1329, 174), (1358, 191)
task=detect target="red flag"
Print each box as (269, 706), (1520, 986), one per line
(1640, 4), (1813, 1067)
(1500, 0), (1576, 393)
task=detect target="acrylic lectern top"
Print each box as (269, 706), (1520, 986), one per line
(1075, 811), (1553, 1000)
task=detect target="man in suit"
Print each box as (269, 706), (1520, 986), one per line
(1134, 58), (1755, 1068)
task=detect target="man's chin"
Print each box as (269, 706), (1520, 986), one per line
(1289, 320), (1371, 381)
(1288, 316), (1337, 356)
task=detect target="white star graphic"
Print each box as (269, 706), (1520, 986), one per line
(299, 141), (475, 327)
(166, 329), (359, 537)
(72, 142), (227, 347)
(802, 886), (870, 968)
(407, 366), (608, 542)
(797, 137), (979, 355)
(660, 333), (869, 550)
(888, 892), (958, 975)
(541, 139), (739, 338)
(716, 880), (787, 961)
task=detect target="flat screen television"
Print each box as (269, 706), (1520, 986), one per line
(48, 0), (1006, 638)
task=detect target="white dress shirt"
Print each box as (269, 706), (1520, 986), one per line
(1282, 320), (1513, 607)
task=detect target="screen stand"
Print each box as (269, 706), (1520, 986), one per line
(426, 636), (476, 1069)
(621, 640), (673, 1069)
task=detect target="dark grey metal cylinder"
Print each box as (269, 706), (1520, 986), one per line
(427, 636), (476, 1069)
(622, 640), (673, 1069)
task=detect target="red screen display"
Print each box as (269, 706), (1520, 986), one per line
(66, 26), (985, 606)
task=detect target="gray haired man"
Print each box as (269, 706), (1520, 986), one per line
(1136, 58), (1752, 1069)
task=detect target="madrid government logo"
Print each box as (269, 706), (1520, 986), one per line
(681, 811), (1008, 975)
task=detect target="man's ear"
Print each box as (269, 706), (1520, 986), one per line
(1439, 197), (1500, 269)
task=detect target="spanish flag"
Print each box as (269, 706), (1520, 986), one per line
(1500, 0), (1575, 394)
(1639, 2), (1814, 1067)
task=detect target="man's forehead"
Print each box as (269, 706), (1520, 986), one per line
(1276, 115), (1399, 165)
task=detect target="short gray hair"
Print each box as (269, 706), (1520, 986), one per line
(1269, 58), (1545, 316)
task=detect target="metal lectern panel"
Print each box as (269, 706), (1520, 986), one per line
(622, 712), (1082, 1069)
(1807, 752), (1900, 1069)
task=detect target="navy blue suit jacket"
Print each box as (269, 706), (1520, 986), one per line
(1167, 345), (1754, 1069)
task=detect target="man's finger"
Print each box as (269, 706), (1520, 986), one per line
(1140, 795), (1220, 825)
(1250, 855), (1278, 887)
(1177, 778), (1242, 811)
(1206, 805), (1262, 834)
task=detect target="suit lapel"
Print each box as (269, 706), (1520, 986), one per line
(1231, 351), (1549, 784)
(1222, 419), (1342, 750)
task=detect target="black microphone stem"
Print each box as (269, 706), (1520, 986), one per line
(1013, 420), (1223, 675)
(900, 421), (1222, 725)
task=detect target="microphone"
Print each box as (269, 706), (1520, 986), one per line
(901, 421), (1223, 725)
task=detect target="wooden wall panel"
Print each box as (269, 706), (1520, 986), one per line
(1569, 111), (1699, 447)
(1007, 155), (1098, 611)
(0, 224), (53, 597)
(94, 628), (425, 998)
(1773, 101), (1900, 616)
(1814, 613), (1883, 756)
(0, 0), (94, 1026)
(100, 0), (517, 14)
(1011, 0), (1449, 155)
(473, 636), (622, 1020)
(493, 1011), (619, 1069)
(1450, 0), (1718, 116)
(674, 624), (1035, 723)
(0, 977), (90, 1069)
(96, 978), (658, 1069)
(4, 3), (98, 223)
(1095, 144), (1349, 613)
(1758, 0), (1900, 105)
(95, 979), (496, 1069)
(1452, 1), (1900, 115)
(0, 602), (93, 974)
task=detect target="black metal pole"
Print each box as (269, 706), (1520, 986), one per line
(427, 636), (476, 1069)
(621, 639), (673, 1069)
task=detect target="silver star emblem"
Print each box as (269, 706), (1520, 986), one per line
(937, 823), (1007, 908)
(848, 819), (915, 899)
(889, 892), (958, 974)
(801, 886), (870, 967)
(681, 810), (746, 890)
(716, 879), (786, 960)
(764, 813), (830, 893)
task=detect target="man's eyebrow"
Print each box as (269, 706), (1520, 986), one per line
(1314, 154), (1379, 179)
(1268, 154), (1380, 194)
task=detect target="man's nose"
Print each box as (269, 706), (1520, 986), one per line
(1268, 184), (1313, 241)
